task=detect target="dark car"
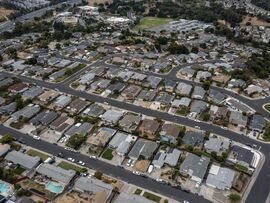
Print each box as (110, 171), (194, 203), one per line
(57, 152), (64, 158)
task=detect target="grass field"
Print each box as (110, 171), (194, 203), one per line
(27, 149), (49, 161)
(133, 17), (172, 31)
(57, 161), (83, 173)
(102, 149), (114, 160)
(143, 192), (161, 202)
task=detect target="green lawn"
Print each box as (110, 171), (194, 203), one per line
(57, 161), (83, 173)
(134, 17), (172, 31)
(13, 166), (25, 175)
(102, 149), (114, 160)
(143, 192), (161, 202)
(176, 107), (189, 116)
(27, 149), (49, 161)
(134, 188), (142, 195)
(265, 104), (270, 112)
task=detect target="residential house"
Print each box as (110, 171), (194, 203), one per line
(190, 100), (208, 115)
(87, 127), (116, 147)
(50, 115), (74, 135)
(196, 71), (211, 81)
(229, 111), (248, 128)
(152, 148), (181, 168)
(121, 85), (142, 100)
(119, 114), (141, 133)
(54, 95), (72, 109)
(250, 114), (266, 132)
(137, 89), (156, 101)
(146, 76), (162, 89)
(180, 153), (210, 183)
(228, 145), (255, 168)
(138, 119), (160, 138)
(101, 109), (123, 125)
(8, 83), (28, 94)
(244, 85), (263, 96)
(65, 122), (93, 137)
(204, 137), (230, 154)
(208, 89), (226, 104)
(192, 86), (206, 99)
(182, 131), (204, 147)
(160, 123), (181, 144)
(67, 98), (89, 114)
(128, 139), (158, 160)
(178, 66), (195, 79)
(0, 102), (16, 115)
(176, 82), (192, 96)
(11, 104), (40, 121)
(22, 86), (43, 100)
(171, 97), (191, 108)
(83, 103), (104, 117)
(30, 111), (58, 126)
(155, 92), (174, 105)
(227, 79), (246, 89)
(38, 90), (59, 103)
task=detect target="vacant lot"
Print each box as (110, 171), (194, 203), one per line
(0, 8), (14, 20)
(241, 16), (270, 26)
(134, 17), (172, 31)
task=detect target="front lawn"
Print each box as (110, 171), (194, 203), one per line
(27, 149), (49, 161)
(57, 161), (86, 173)
(143, 192), (161, 202)
(102, 149), (114, 160)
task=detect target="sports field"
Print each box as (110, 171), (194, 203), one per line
(134, 17), (172, 31)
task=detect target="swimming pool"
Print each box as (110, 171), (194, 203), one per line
(0, 181), (13, 197)
(45, 181), (64, 194)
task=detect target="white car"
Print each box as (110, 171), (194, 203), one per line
(195, 126), (200, 129)
(126, 159), (132, 166)
(33, 135), (40, 140)
(131, 160), (136, 167)
(184, 201), (190, 203)
(132, 171), (141, 176)
(68, 157), (75, 162)
(78, 160), (85, 166)
(89, 155), (97, 159)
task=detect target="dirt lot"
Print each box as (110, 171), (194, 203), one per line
(0, 8), (15, 20)
(88, 0), (112, 6)
(134, 160), (150, 172)
(241, 16), (270, 27)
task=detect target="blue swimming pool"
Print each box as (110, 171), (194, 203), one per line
(45, 182), (64, 194)
(0, 181), (12, 197)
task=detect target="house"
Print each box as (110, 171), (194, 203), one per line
(101, 109), (123, 125)
(206, 165), (235, 190)
(11, 104), (40, 121)
(137, 89), (156, 101)
(50, 115), (74, 135)
(38, 90), (59, 103)
(30, 111), (58, 126)
(208, 89), (226, 104)
(128, 139), (158, 160)
(79, 72), (96, 84)
(5, 150), (40, 170)
(87, 127), (116, 147)
(0, 102), (16, 115)
(65, 122), (93, 137)
(121, 85), (142, 100)
(138, 119), (160, 138)
(54, 95), (72, 109)
(119, 114), (141, 132)
(106, 82), (126, 94)
(204, 137), (230, 153)
(182, 131), (204, 147)
(227, 79), (246, 89)
(8, 83), (28, 94)
(176, 82), (192, 96)
(190, 100), (208, 114)
(171, 97), (191, 108)
(152, 148), (181, 168)
(244, 85), (263, 96)
(22, 86), (43, 100)
(210, 106), (228, 120)
(229, 111), (248, 128)
(196, 71), (211, 81)
(0, 78), (14, 88)
(83, 103), (104, 117)
(155, 92), (174, 105)
(250, 114), (266, 132)
(192, 86), (206, 99)
(164, 79), (177, 92)
(49, 69), (66, 81)
(36, 163), (76, 185)
(74, 177), (113, 203)
(178, 66), (195, 79)
(180, 153), (210, 183)
(109, 132), (137, 156)
(228, 145), (255, 168)
(67, 98), (89, 114)
(146, 76), (162, 88)
(0, 144), (10, 157)
(91, 79), (111, 90)
(160, 123), (181, 144)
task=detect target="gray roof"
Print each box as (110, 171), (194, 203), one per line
(229, 111), (248, 126)
(183, 131), (204, 147)
(83, 103), (104, 117)
(155, 92), (174, 105)
(65, 122), (93, 137)
(204, 137), (230, 153)
(30, 111), (58, 125)
(251, 114), (266, 132)
(5, 150), (40, 170)
(172, 97), (191, 107)
(208, 89), (225, 104)
(79, 72), (95, 84)
(119, 114), (141, 131)
(107, 82), (126, 93)
(192, 86), (206, 99)
(54, 95), (72, 108)
(128, 139), (158, 160)
(74, 176), (113, 193)
(230, 145), (254, 166)
(206, 165), (235, 190)
(152, 148), (181, 168)
(109, 132), (129, 148)
(22, 86), (43, 99)
(0, 144), (10, 157)
(146, 76), (162, 88)
(176, 82), (192, 96)
(190, 100), (208, 114)
(36, 163), (76, 185)
(101, 109), (123, 124)
(180, 153), (210, 181)
(0, 102), (16, 115)
(12, 104), (40, 120)
(137, 89), (156, 101)
(0, 78), (14, 87)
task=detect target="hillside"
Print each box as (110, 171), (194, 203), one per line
(251, 0), (270, 11)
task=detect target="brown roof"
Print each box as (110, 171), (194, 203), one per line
(8, 83), (27, 92)
(50, 116), (68, 129)
(161, 124), (181, 138)
(68, 98), (89, 112)
(216, 107), (228, 117)
(140, 119), (159, 133)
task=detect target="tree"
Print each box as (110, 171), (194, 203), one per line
(229, 193), (241, 202)
(94, 171), (103, 180)
(0, 134), (13, 144)
(202, 81), (211, 90)
(167, 42), (189, 55)
(66, 134), (86, 150)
